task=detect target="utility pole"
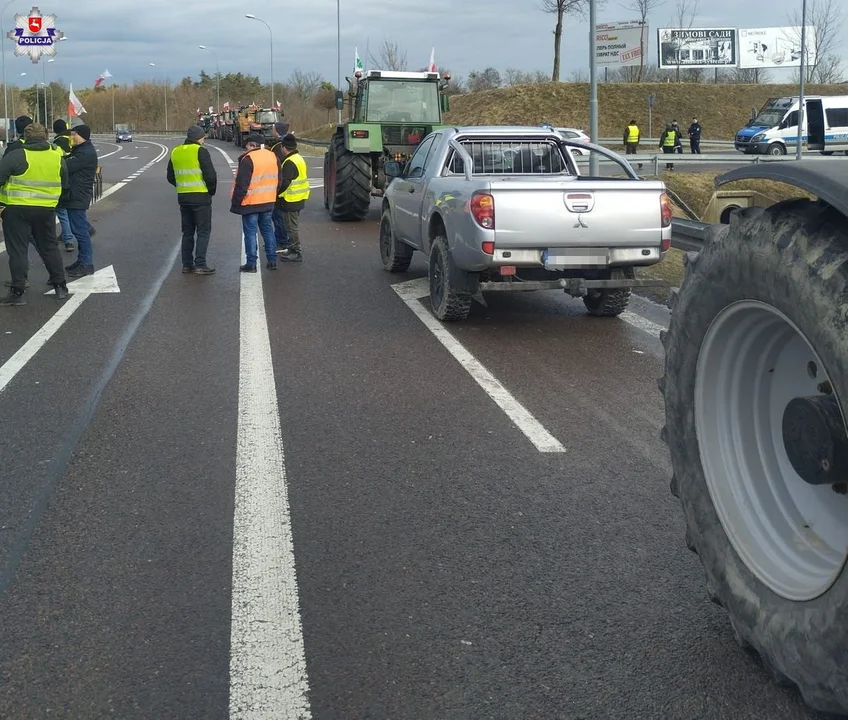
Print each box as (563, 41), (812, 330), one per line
(795, 0), (807, 161)
(589, 0), (599, 176)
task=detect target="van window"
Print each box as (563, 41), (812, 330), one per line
(826, 108), (848, 127)
(781, 110), (799, 129)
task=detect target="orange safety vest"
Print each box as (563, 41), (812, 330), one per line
(233, 147), (279, 205)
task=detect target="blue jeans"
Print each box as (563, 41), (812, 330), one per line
(241, 211), (275, 266)
(272, 205), (289, 248)
(56, 207), (74, 244)
(67, 208), (93, 265)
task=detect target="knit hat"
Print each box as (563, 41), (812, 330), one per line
(14, 115), (32, 134)
(53, 118), (67, 133)
(245, 133), (265, 146)
(281, 133), (297, 150)
(186, 124), (205, 141)
(274, 121), (289, 136)
(70, 124), (91, 141)
(24, 123), (47, 142)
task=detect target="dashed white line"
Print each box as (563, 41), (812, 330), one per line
(620, 310), (665, 339)
(392, 277), (566, 453)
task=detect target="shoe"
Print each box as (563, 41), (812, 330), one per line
(4, 279), (30, 289)
(53, 283), (69, 299)
(66, 264), (94, 279)
(182, 266), (194, 274)
(239, 264), (256, 273)
(193, 266), (216, 275)
(65, 242), (75, 252)
(65, 259), (81, 271)
(0, 291), (26, 306)
(265, 261), (277, 270)
(279, 251), (302, 262)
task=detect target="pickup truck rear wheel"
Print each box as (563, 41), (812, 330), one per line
(582, 267), (633, 317)
(429, 235), (472, 321)
(379, 209), (413, 272)
(660, 201), (848, 715)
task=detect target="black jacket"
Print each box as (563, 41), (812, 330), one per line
(3, 138), (24, 156)
(688, 122), (702, 140)
(0, 139), (69, 204)
(277, 150), (306, 212)
(60, 139), (98, 210)
(230, 148), (282, 215)
(53, 132), (72, 154)
(166, 140), (217, 206)
(267, 137), (286, 166)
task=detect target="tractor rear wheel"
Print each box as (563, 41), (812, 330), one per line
(660, 200), (848, 715)
(327, 132), (372, 221)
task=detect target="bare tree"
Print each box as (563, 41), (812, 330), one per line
(504, 68), (551, 85)
(671, 0), (699, 82)
(467, 68), (502, 92)
(369, 39), (408, 71)
(726, 67), (772, 84)
(542, 0), (593, 81)
(621, 0), (665, 81)
(288, 69), (323, 102)
(788, 0), (844, 83)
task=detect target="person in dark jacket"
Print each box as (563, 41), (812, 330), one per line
(267, 121), (291, 251)
(3, 115), (32, 156)
(61, 124), (98, 278)
(688, 117), (702, 154)
(0, 123), (70, 305)
(659, 123), (680, 170)
(275, 135), (310, 263)
(167, 125), (218, 274)
(52, 119), (76, 252)
(230, 133), (282, 272)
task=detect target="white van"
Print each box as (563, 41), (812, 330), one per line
(734, 95), (848, 155)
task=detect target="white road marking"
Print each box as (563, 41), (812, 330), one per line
(392, 277), (566, 453)
(0, 266), (121, 394)
(229, 232), (312, 718)
(620, 310), (665, 339)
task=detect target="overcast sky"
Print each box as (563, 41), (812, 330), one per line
(3, 0), (845, 90)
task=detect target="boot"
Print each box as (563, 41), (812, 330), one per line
(0, 290), (26, 306)
(53, 283), (69, 299)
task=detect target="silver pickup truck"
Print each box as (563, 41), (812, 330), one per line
(379, 125), (672, 320)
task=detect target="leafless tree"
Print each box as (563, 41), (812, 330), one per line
(620, 0), (665, 81)
(671, 0), (699, 81)
(369, 39), (408, 71)
(788, 0), (844, 83)
(726, 67), (772, 84)
(569, 68), (590, 82)
(504, 68), (551, 85)
(288, 70), (323, 102)
(467, 68), (502, 92)
(542, 0), (595, 81)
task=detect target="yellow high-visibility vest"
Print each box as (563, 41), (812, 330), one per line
(0, 147), (62, 207)
(280, 152), (310, 203)
(627, 125), (639, 142)
(170, 143), (208, 194)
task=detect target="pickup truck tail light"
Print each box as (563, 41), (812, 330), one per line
(660, 192), (672, 228)
(470, 192), (495, 230)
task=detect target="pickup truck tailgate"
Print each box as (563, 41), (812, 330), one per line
(489, 177), (665, 248)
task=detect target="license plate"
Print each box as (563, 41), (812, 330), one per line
(542, 248), (609, 268)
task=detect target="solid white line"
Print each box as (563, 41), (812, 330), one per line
(620, 310), (665, 339)
(392, 278), (566, 453)
(230, 233), (312, 718)
(0, 293), (87, 393)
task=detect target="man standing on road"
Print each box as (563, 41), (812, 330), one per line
(3, 115), (32, 156)
(167, 125), (217, 275)
(52, 119), (76, 252)
(276, 134), (309, 263)
(230, 133), (281, 273)
(267, 120), (291, 253)
(623, 119), (643, 170)
(688, 117), (702, 154)
(0, 123), (69, 306)
(61, 124), (98, 279)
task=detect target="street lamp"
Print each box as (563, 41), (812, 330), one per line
(795, 0), (808, 161)
(47, 58), (55, 121)
(588, 0), (599, 176)
(245, 14), (274, 108)
(1, 0), (19, 145)
(336, 0), (341, 124)
(149, 62), (168, 131)
(198, 45), (220, 112)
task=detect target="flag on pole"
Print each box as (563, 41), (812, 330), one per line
(93, 69), (113, 88)
(427, 47), (436, 73)
(68, 83), (85, 116)
(208, 105), (214, 113)
(275, 100), (281, 110)
(354, 48), (363, 75)
(223, 101), (230, 111)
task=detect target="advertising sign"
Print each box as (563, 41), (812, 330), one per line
(738, 26), (816, 69)
(595, 21), (647, 66)
(658, 27), (737, 69)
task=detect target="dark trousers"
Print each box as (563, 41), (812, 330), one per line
(662, 146), (675, 169)
(67, 208), (93, 266)
(272, 204), (290, 248)
(3, 206), (65, 291)
(690, 138), (701, 154)
(284, 210), (301, 253)
(179, 204), (212, 268)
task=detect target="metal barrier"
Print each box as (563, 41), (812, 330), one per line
(91, 166), (103, 205)
(670, 217), (713, 252)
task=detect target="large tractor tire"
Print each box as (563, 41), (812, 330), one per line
(660, 200), (848, 715)
(326, 132), (371, 221)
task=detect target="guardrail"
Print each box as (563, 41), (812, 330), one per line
(671, 217), (714, 252)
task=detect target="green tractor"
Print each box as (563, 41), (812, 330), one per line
(323, 69), (451, 221)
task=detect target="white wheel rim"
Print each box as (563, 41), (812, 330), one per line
(695, 300), (848, 601)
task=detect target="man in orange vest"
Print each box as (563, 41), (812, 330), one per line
(230, 133), (282, 272)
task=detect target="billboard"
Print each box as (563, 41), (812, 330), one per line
(738, 26), (817, 69)
(595, 21), (647, 66)
(658, 27), (737, 69)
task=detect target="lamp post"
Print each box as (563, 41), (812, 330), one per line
(198, 45), (220, 112)
(1, 0), (19, 145)
(795, 0), (808, 161)
(337, 0), (341, 124)
(47, 58), (55, 120)
(149, 62), (168, 131)
(245, 14), (274, 108)
(588, 0), (599, 176)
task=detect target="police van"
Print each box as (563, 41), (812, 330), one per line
(734, 95), (848, 155)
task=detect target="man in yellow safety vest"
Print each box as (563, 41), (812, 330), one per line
(623, 119), (643, 170)
(275, 134), (310, 263)
(0, 123), (69, 305)
(167, 125), (218, 274)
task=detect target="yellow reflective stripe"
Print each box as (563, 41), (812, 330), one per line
(3, 148), (62, 207)
(281, 153), (310, 202)
(170, 143), (208, 194)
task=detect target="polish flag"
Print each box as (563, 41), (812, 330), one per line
(427, 47), (436, 72)
(94, 69), (112, 88)
(275, 100), (281, 110)
(68, 83), (86, 116)
(223, 101), (230, 110)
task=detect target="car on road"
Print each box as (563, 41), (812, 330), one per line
(115, 129), (133, 143)
(379, 125), (672, 321)
(554, 127), (591, 155)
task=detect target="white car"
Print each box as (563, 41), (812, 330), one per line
(554, 127), (591, 154)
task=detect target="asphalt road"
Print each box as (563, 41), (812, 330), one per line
(0, 137), (834, 719)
